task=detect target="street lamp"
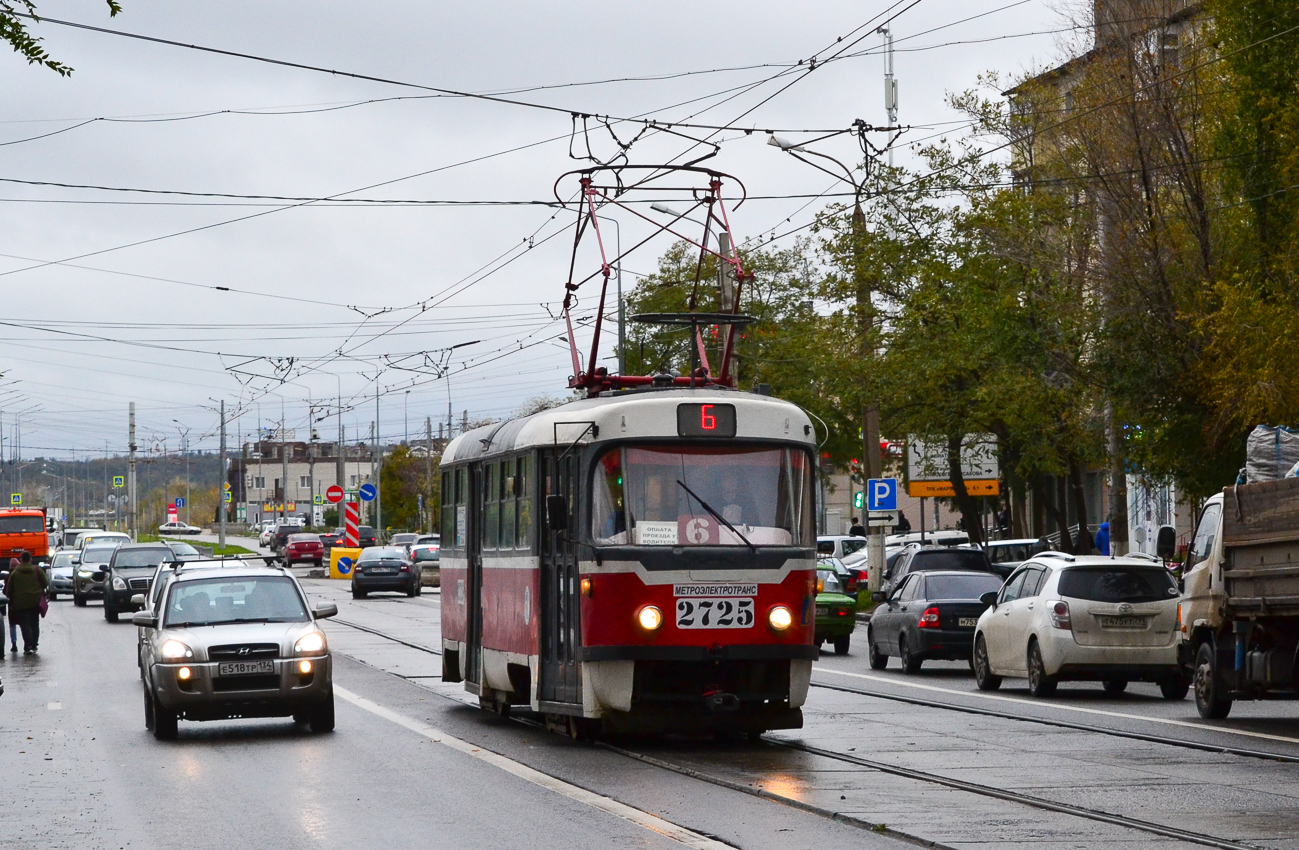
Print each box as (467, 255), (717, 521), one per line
(173, 421), (191, 525)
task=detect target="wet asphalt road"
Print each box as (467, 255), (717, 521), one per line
(0, 594), (887, 850)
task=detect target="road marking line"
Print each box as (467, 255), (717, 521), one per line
(813, 667), (1299, 746)
(335, 687), (735, 850)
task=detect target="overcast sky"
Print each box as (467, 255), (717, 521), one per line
(0, 0), (1078, 460)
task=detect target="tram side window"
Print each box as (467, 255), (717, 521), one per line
(501, 460), (516, 549)
(441, 472), (453, 546)
(484, 463), (500, 549)
(516, 455), (533, 551)
(455, 468), (467, 549)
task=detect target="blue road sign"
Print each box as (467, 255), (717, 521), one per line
(358, 483), (377, 502)
(867, 478), (898, 512)
(337, 556), (353, 575)
(175, 497), (185, 508)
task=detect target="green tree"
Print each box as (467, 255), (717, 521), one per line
(2, 1), (121, 75)
(378, 444), (441, 533)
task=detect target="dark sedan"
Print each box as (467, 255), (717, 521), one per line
(103, 544), (174, 623)
(351, 546), (420, 598)
(867, 570), (1005, 673)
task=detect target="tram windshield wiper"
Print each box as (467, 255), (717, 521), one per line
(676, 479), (756, 552)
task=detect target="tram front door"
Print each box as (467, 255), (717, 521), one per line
(540, 450), (581, 706)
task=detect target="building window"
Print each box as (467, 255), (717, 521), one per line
(252, 476), (265, 489)
(299, 475), (310, 489)
(349, 475), (358, 487)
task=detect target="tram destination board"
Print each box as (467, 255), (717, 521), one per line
(676, 403), (736, 438)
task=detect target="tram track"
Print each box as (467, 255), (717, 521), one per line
(328, 613), (1288, 850)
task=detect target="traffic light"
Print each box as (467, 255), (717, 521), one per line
(849, 458), (863, 484)
(853, 491), (864, 509)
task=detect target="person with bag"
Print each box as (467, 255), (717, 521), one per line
(4, 552), (48, 655)
(3, 557), (16, 655)
(0, 560), (8, 656)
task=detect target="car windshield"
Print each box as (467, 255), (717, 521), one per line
(925, 573), (1005, 599)
(359, 547), (404, 562)
(412, 547), (439, 562)
(817, 568), (845, 594)
(1057, 567), (1178, 604)
(163, 576), (308, 627)
(391, 534), (417, 544)
(910, 550), (991, 572)
(987, 543), (1035, 563)
(591, 444), (814, 547)
(168, 542), (200, 556)
(0, 516), (44, 534)
(114, 549), (169, 568)
(51, 553), (73, 568)
(82, 546), (118, 563)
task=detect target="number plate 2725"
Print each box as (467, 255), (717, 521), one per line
(675, 598), (754, 629)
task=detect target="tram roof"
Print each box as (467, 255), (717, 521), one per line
(442, 388), (815, 464)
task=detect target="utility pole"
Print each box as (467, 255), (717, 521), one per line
(375, 384), (382, 535)
(879, 25), (898, 167)
(425, 416), (433, 533)
(103, 441), (108, 532)
(128, 403), (137, 541)
(280, 397), (289, 523)
(218, 400), (227, 548)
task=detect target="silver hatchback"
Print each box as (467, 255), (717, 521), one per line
(134, 563), (338, 740)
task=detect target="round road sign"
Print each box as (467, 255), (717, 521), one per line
(358, 483), (377, 502)
(337, 556), (353, 575)
(326, 485), (344, 504)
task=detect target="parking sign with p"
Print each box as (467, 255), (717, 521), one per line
(866, 478), (898, 512)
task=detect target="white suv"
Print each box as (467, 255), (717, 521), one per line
(972, 555), (1186, 699)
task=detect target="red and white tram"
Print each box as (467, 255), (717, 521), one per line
(439, 387), (818, 735)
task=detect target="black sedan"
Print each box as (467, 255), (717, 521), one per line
(351, 546), (421, 598)
(867, 570), (1005, 673)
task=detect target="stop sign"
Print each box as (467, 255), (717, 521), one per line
(326, 485), (345, 504)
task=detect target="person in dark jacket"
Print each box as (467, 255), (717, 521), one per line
(848, 517), (866, 537)
(3, 557), (15, 654)
(4, 552), (47, 655)
(0, 559), (8, 655)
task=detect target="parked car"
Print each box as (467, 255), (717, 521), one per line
(103, 544), (175, 622)
(817, 535), (869, 561)
(886, 531), (969, 548)
(867, 570), (1006, 673)
(135, 562), (338, 739)
(814, 564), (857, 655)
(972, 555), (1186, 699)
(351, 546), (419, 598)
(47, 551), (76, 600)
(410, 543), (440, 586)
(157, 521), (203, 536)
(284, 533), (324, 567)
(73, 543), (125, 605)
(884, 546), (995, 595)
(389, 532), (419, 552)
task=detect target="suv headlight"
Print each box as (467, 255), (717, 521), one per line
(112, 576), (127, 591)
(294, 632), (326, 655)
(161, 640), (193, 660)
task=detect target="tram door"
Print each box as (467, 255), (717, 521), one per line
(540, 450), (581, 705)
(465, 462), (484, 689)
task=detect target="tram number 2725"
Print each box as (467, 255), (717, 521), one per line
(675, 597), (755, 629)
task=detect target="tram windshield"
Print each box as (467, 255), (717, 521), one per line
(591, 445), (813, 547)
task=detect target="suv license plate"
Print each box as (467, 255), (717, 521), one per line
(1099, 616), (1146, 629)
(958, 617), (978, 627)
(217, 660), (274, 676)
(676, 598), (755, 629)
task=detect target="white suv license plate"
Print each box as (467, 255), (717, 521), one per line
(1099, 616), (1147, 629)
(217, 660), (275, 676)
(676, 598), (754, 629)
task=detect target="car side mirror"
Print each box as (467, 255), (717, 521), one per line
(1156, 525), (1177, 561)
(313, 602), (338, 620)
(870, 591), (887, 604)
(980, 591), (999, 609)
(131, 612), (157, 628)
(130, 594), (145, 607)
(71, 555), (81, 565)
(546, 494), (569, 531)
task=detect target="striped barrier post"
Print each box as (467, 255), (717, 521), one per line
(344, 501), (360, 547)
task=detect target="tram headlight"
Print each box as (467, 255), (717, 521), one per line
(768, 605), (793, 631)
(637, 605), (664, 631)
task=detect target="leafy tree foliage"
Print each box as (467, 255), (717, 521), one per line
(1, 0), (121, 76)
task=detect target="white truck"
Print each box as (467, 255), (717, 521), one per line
(1179, 476), (1299, 718)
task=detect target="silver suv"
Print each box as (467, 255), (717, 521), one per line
(134, 562), (338, 740)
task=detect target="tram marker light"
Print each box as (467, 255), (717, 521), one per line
(580, 577), (593, 597)
(637, 606), (663, 631)
(768, 606), (793, 631)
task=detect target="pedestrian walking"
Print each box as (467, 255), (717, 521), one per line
(1095, 521), (1111, 556)
(4, 552), (48, 655)
(4, 558), (16, 654)
(0, 560), (8, 656)
(848, 517), (866, 537)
